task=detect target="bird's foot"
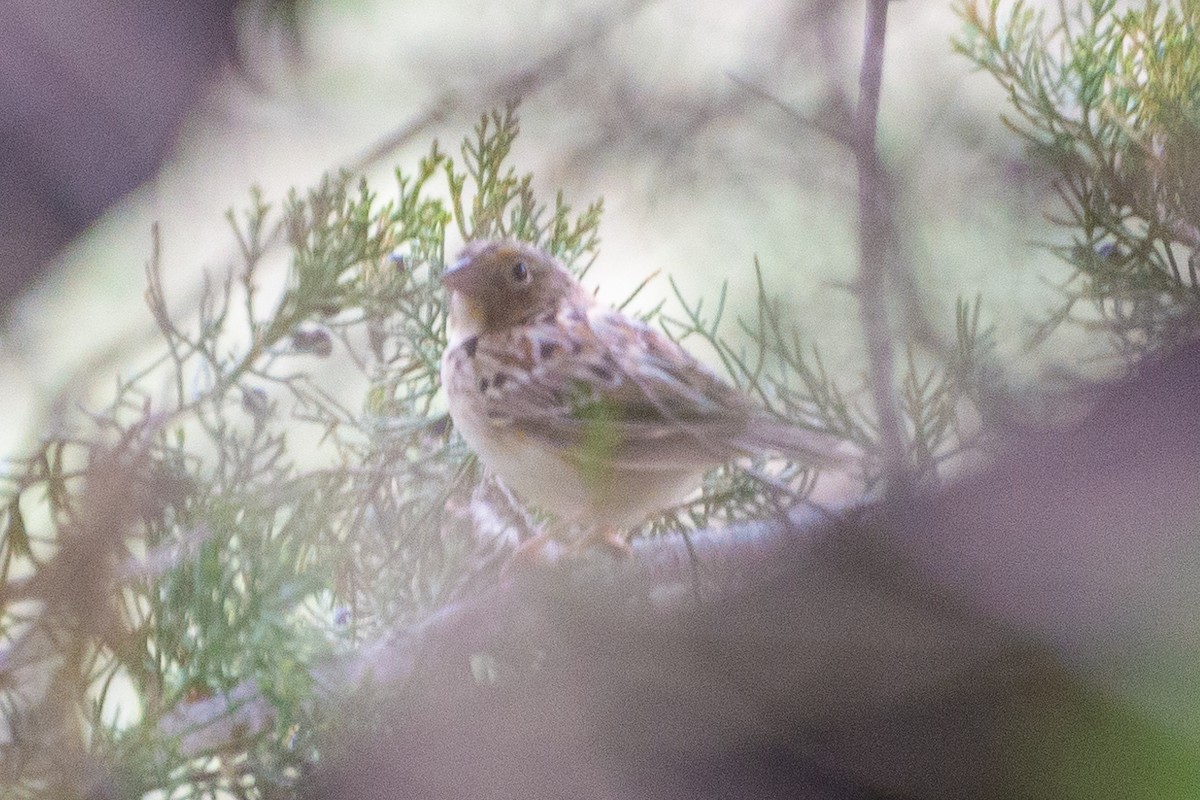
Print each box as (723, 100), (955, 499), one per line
(566, 526), (631, 559)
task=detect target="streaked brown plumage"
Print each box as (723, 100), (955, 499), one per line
(440, 239), (853, 550)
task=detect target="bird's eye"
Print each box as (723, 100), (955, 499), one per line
(511, 261), (530, 283)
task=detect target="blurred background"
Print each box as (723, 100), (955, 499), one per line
(1, 0), (1081, 459)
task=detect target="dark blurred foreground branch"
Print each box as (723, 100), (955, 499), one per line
(321, 343), (1200, 800)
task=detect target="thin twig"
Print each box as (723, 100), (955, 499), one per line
(853, 0), (910, 493)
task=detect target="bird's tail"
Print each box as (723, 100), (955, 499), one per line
(737, 418), (863, 471)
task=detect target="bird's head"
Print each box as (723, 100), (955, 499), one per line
(442, 240), (591, 338)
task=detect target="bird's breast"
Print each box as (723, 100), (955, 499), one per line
(442, 334), (594, 521)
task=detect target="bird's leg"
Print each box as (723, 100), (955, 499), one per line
(505, 526), (631, 570)
(568, 525), (632, 558)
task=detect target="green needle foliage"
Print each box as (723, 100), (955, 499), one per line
(0, 105), (606, 799)
(0, 103), (995, 797)
(957, 0), (1200, 357)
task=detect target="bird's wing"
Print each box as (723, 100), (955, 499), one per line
(583, 311), (855, 469)
(461, 307), (753, 472)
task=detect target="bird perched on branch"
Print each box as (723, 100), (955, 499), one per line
(440, 239), (855, 555)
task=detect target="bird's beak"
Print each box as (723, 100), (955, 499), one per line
(440, 256), (473, 292)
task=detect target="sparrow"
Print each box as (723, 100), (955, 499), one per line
(440, 239), (854, 554)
